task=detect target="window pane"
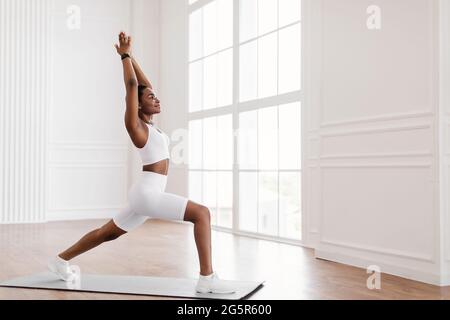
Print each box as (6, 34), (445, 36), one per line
(189, 8), (203, 61)
(258, 106), (278, 170)
(189, 120), (203, 169)
(239, 40), (258, 102)
(189, 60), (203, 112)
(203, 171), (217, 225)
(239, 0), (257, 42)
(217, 0), (233, 50)
(279, 172), (301, 240)
(203, 54), (217, 110)
(279, 0), (301, 28)
(189, 171), (203, 204)
(279, 102), (301, 170)
(238, 110), (257, 170)
(258, 172), (278, 236)
(217, 49), (233, 107)
(258, 0), (278, 36)
(239, 172), (257, 232)
(203, 0), (218, 56)
(217, 114), (233, 170)
(217, 171), (233, 228)
(279, 23), (301, 94)
(258, 33), (278, 99)
(203, 117), (217, 170)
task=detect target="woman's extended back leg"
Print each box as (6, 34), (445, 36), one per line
(58, 219), (127, 261)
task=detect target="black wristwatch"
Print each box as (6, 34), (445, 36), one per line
(121, 53), (131, 61)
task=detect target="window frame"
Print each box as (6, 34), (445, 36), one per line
(186, 0), (306, 246)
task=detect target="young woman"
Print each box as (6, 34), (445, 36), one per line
(47, 32), (235, 295)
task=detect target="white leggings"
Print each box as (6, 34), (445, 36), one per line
(113, 171), (189, 232)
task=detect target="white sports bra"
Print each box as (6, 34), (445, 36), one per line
(136, 122), (171, 165)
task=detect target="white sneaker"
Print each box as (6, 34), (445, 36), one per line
(47, 256), (74, 282)
(195, 272), (236, 294)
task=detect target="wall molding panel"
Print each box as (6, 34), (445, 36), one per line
(320, 123), (432, 138)
(321, 111), (435, 129)
(319, 239), (434, 263)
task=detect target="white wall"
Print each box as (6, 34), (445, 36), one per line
(0, 0), (161, 223)
(159, 0), (189, 198)
(128, 0), (162, 188)
(48, 0), (161, 221)
(439, 0), (450, 284)
(306, 0), (442, 285)
(0, 0), (52, 223)
(48, 0), (131, 221)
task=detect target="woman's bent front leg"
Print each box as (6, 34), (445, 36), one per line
(183, 201), (213, 276)
(183, 200), (236, 294)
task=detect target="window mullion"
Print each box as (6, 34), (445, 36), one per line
(232, 0), (240, 232)
(276, 0), (280, 238)
(256, 0), (260, 234)
(200, 6), (205, 215)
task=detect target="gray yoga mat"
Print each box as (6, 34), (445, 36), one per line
(0, 272), (264, 300)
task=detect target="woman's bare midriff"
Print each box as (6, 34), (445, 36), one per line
(143, 159), (169, 176)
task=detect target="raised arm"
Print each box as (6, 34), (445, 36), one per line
(117, 32), (153, 88)
(115, 33), (140, 131)
(131, 56), (153, 89)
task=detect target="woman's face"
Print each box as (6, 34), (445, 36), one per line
(140, 88), (161, 115)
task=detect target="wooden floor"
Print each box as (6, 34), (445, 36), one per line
(0, 219), (449, 300)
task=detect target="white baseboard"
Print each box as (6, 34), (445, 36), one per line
(315, 249), (442, 287)
(46, 210), (118, 222)
(440, 272), (450, 286)
(0, 220), (47, 225)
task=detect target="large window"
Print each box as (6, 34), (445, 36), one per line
(188, 0), (302, 242)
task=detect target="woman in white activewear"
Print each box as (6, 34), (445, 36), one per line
(47, 32), (236, 295)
